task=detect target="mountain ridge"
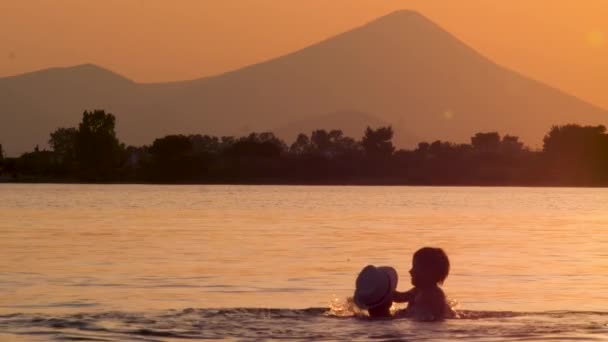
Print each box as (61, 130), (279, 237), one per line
(0, 63), (133, 85)
(0, 11), (606, 156)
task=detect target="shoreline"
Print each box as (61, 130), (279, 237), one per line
(2, 177), (607, 188)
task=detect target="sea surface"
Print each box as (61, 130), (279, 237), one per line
(0, 184), (607, 341)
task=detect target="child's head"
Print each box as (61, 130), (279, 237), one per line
(409, 247), (450, 288)
(353, 265), (398, 317)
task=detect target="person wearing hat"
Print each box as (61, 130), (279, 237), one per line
(353, 265), (398, 317)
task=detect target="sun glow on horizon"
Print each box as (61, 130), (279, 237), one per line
(1, 1), (607, 109)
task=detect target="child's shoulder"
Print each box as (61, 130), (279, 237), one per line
(415, 286), (446, 309)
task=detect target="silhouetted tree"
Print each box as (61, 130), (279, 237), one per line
(416, 142), (430, 154)
(362, 126), (395, 158)
(428, 140), (454, 157)
(150, 135), (192, 160)
(0, 143), (4, 175)
(542, 124), (608, 183)
(328, 129), (343, 143)
(471, 132), (500, 153)
(259, 132), (288, 151)
(13, 113), (608, 185)
(75, 110), (121, 180)
(290, 133), (311, 155)
(123, 145), (148, 172)
(15, 149), (57, 176)
(150, 135), (192, 158)
(147, 134), (193, 180)
(49, 128), (78, 155)
(543, 124), (606, 156)
(500, 135), (525, 154)
(220, 136), (236, 148)
(49, 127), (78, 171)
(226, 132), (285, 158)
(189, 134), (221, 155)
(328, 130), (361, 157)
(310, 130), (331, 155)
(303, 129), (361, 158)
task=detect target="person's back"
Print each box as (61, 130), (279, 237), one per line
(400, 286), (448, 320)
(393, 247), (451, 321)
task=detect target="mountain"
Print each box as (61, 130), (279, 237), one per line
(0, 64), (135, 155)
(1, 10), (606, 156)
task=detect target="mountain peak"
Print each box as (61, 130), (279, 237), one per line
(383, 9), (426, 19)
(312, 8), (460, 53)
(367, 9), (433, 28)
(1, 11), (606, 157)
(57, 64), (133, 83)
(70, 63), (111, 72)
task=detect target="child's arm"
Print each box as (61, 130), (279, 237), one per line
(392, 288), (416, 303)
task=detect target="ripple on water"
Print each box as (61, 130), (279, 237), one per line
(0, 302), (99, 310)
(0, 308), (607, 341)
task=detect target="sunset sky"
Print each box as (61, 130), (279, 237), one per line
(2, 0), (607, 108)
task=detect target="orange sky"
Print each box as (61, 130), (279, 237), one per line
(2, 0), (607, 108)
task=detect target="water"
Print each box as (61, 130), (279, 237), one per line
(1, 184), (607, 341)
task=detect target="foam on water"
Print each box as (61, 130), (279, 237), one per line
(1, 308), (607, 341)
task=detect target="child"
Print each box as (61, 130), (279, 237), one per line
(353, 265), (398, 318)
(393, 247), (451, 321)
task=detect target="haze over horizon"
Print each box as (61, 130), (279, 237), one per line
(1, 9), (606, 157)
(1, 1), (607, 109)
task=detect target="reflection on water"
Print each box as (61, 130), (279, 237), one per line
(1, 184), (607, 340)
(1, 308), (607, 341)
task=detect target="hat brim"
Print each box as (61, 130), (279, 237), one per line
(354, 266), (398, 310)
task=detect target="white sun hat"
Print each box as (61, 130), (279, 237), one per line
(353, 265), (398, 310)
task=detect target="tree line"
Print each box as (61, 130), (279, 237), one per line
(1, 109), (608, 186)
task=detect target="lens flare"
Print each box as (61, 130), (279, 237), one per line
(586, 31), (605, 48)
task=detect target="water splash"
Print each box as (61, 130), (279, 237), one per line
(326, 296), (359, 317)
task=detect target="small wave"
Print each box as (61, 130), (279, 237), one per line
(0, 301), (99, 309)
(1, 308), (607, 341)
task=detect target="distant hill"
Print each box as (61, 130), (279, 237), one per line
(1, 10), (606, 156)
(0, 64), (136, 155)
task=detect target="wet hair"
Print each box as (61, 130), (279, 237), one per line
(413, 247), (450, 284)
